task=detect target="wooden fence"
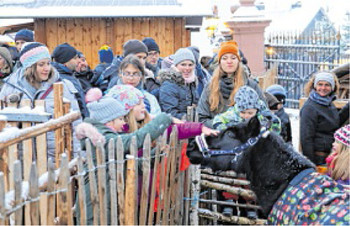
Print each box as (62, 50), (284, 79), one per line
(0, 92), (265, 225)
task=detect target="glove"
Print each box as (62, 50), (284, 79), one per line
(75, 122), (106, 146)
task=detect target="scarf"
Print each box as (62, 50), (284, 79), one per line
(309, 90), (335, 106)
(184, 72), (196, 84)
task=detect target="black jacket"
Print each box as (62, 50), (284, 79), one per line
(300, 98), (342, 165)
(52, 62), (89, 118)
(275, 107), (292, 143)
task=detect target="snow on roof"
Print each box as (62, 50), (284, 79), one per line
(265, 6), (322, 33)
(0, 0), (212, 18)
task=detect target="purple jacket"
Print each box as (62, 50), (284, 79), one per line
(167, 122), (203, 140)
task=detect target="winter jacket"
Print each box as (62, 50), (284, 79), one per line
(275, 107), (292, 143)
(197, 72), (265, 128)
(0, 67), (82, 160)
(300, 96), (342, 165)
(52, 62), (89, 118)
(74, 68), (107, 93)
(268, 169), (349, 225)
(159, 69), (198, 119)
(212, 101), (281, 134)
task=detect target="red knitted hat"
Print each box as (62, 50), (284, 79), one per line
(218, 40), (241, 61)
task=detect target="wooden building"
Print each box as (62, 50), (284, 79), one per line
(0, 0), (212, 68)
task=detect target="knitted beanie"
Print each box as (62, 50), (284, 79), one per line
(98, 45), (114, 64)
(142, 37), (160, 53)
(334, 124), (350, 147)
(52, 43), (78, 64)
(314, 72), (335, 91)
(19, 42), (51, 70)
(264, 92), (280, 109)
(105, 84), (144, 111)
(218, 41), (241, 61)
(266, 84), (287, 99)
(123, 39), (148, 57)
(161, 55), (174, 69)
(234, 85), (261, 112)
(173, 48), (195, 66)
(187, 46), (200, 63)
(0, 47), (13, 69)
(15, 29), (34, 42)
(87, 97), (129, 124)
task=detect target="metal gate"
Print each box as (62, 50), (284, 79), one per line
(264, 30), (346, 108)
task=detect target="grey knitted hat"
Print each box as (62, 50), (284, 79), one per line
(123, 39), (148, 57)
(87, 97), (129, 124)
(234, 86), (261, 112)
(314, 72), (335, 91)
(173, 48), (195, 66)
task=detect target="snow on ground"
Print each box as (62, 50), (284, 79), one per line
(285, 108), (300, 151)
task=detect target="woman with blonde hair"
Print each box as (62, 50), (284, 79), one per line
(300, 71), (349, 165)
(326, 124), (350, 188)
(196, 40), (265, 127)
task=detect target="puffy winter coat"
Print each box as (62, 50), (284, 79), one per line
(159, 69), (198, 119)
(0, 67), (82, 159)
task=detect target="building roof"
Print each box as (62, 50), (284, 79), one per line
(0, 0), (212, 18)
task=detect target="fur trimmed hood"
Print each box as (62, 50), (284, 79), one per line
(158, 68), (197, 86)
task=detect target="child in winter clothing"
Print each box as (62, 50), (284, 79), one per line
(326, 124), (350, 188)
(266, 84), (292, 143)
(213, 85), (281, 133)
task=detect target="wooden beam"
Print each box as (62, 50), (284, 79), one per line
(0, 111), (80, 150)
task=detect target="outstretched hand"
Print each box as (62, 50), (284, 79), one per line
(172, 117), (184, 124)
(202, 126), (220, 136)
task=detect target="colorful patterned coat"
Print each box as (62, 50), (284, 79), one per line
(268, 169), (350, 225)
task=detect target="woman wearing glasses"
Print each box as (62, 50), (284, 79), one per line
(158, 48), (199, 119)
(115, 54), (161, 116)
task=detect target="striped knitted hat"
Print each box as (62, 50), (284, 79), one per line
(19, 42), (50, 70)
(334, 124), (350, 147)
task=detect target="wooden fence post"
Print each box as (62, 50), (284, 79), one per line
(29, 162), (40, 225)
(124, 136), (137, 225)
(20, 99), (33, 225)
(63, 102), (72, 160)
(190, 164), (200, 225)
(168, 126), (179, 225)
(57, 153), (74, 225)
(96, 143), (108, 225)
(77, 154), (87, 225)
(86, 140), (100, 225)
(54, 83), (64, 168)
(34, 99), (48, 225)
(139, 134), (151, 225)
(46, 158), (56, 225)
(0, 172), (6, 225)
(116, 137), (125, 225)
(13, 160), (22, 225)
(108, 139), (118, 225)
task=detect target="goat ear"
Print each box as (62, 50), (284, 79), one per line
(247, 115), (260, 137)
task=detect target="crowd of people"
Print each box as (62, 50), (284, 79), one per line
(0, 28), (349, 221)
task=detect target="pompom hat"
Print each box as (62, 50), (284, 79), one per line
(334, 124), (350, 147)
(105, 85), (144, 111)
(19, 42), (51, 70)
(98, 45), (114, 64)
(234, 85), (261, 112)
(85, 88), (129, 124)
(218, 40), (241, 61)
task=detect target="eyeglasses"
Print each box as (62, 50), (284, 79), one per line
(121, 72), (142, 78)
